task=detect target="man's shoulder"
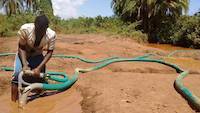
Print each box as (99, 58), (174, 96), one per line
(18, 23), (34, 37)
(46, 28), (56, 39)
(20, 23), (34, 30)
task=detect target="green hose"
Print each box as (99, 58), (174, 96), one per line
(40, 56), (183, 90)
(46, 72), (68, 83)
(0, 52), (199, 111)
(175, 71), (200, 111)
(52, 54), (120, 63)
(0, 67), (69, 83)
(81, 57), (183, 73)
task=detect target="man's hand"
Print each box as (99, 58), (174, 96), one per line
(22, 66), (32, 77)
(22, 66), (30, 71)
(32, 68), (41, 78)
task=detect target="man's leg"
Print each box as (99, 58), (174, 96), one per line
(11, 54), (22, 102)
(11, 83), (18, 102)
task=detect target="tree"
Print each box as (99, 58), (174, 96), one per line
(24, 0), (53, 16)
(37, 0), (54, 17)
(0, 0), (53, 17)
(0, 0), (23, 16)
(23, 0), (39, 12)
(112, 0), (189, 42)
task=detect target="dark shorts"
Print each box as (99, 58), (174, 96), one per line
(12, 54), (46, 85)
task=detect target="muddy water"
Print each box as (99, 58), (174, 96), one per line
(147, 44), (192, 51)
(165, 57), (200, 71)
(147, 44), (200, 70)
(0, 87), (83, 113)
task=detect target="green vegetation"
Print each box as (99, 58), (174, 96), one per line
(155, 14), (200, 49)
(0, 0), (199, 48)
(112, 0), (189, 42)
(0, 0), (53, 16)
(170, 16), (200, 48)
(0, 14), (147, 42)
(37, 0), (54, 17)
(52, 16), (147, 42)
(0, 14), (35, 36)
(111, 0), (199, 48)
(0, 0), (22, 16)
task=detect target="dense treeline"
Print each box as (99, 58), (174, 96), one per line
(111, 0), (189, 42)
(1, 14), (198, 48)
(170, 15), (200, 48)
(111, 0), (200, 48)
(0, 0), (199, 48)
(0, 14), (147, 42)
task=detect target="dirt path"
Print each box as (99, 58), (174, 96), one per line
(0, 34), (199, 113)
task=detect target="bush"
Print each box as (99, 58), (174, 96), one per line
(50, 16), (148, 42)
(152, 15), (200, 49)
(0, 14), (35, 37)
(0, 14), (148, 42)
(170, 16), (200, 48)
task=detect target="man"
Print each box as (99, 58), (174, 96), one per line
(11, 14), (56, 102)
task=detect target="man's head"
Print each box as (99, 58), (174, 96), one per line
(34, 14), (49, 37)
(34, 15), (49, 47)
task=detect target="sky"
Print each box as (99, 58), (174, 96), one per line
(52, 0), (200, 19)
(189, 0), (200, 15)
(51, 0), (114, 19)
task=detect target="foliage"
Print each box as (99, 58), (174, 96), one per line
(170, 16), (200, 48)
(0, 14), (34, 37)
(0, 0), (23, 16)
(51, 16), (147, 42)
(0, 0), (53, 16)
(111, 0), (189, 42)
(111, 0), (200, 48)
(0, 14), (147, 42)
(36, 0), (54, 17)
(0, 0), (198, 48)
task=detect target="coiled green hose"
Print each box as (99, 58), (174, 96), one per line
(0, 52), (199, 111)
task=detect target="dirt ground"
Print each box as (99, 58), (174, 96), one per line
(0, 34), (200, 113)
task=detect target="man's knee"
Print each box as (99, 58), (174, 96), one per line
(12, 69), (21, 82)
(13, 69), (20, 77)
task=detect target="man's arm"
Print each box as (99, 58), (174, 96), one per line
(33, 33), (56, 76)
(33, 50), (53, 76)
(18, 38), (29, 70)
(38, 50), (53, 70)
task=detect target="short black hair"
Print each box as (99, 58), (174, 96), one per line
(34, 15), (49, 30)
